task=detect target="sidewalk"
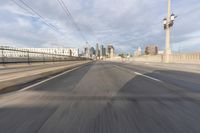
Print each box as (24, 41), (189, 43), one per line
(0, 61), (81, 69)
(0, 61), (91, 92)
(0, 61), (80, 75)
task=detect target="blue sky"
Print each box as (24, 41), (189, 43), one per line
(0, 0), (200, 53)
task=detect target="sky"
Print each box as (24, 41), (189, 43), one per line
(0, 0), (200, 54)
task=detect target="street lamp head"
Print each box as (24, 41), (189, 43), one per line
(163, 18), (167, 25)
(171, 13), (175, 21)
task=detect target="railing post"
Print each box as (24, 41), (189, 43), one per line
(43, 53), (45, 64)
(27, 50), (30, 64)
(52, 54), (54, 63)
(1, 48), (5, 65)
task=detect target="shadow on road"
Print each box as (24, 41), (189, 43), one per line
(1, 66), (200, 133)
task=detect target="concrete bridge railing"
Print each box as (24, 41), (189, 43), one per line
(167, 53), (200, 64)
(0, 47), (89, 64)
(127, 52), (200, 64)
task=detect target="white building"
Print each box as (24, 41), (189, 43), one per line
(0, 46), (79, 57)
(134, 47), (142, 56)
(24, 48), (79, 57)
(107, 45), (115, 58)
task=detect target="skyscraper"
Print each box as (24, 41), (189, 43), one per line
(90, 47), (95, 58)
(107, 45), (115, 58)
(96, 43), (100, 59)
(84, 47), (90, 58)
(99, 45), (106, 59)
(100, 45), (103, 58)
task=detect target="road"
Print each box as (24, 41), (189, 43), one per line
(0, 61), (200, 133)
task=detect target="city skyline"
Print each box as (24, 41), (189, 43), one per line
(0, 1), (200, 131)
(0, 0), (200, 53)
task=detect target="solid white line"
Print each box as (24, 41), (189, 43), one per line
(18, 66), (82, 92)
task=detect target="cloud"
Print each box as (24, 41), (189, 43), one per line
(0, 0), (200, 53)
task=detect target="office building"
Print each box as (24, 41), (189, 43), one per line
(107, 45), (115, 58)
(145, 45), (158, 55)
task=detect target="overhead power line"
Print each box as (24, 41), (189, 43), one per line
(57, 0), (88, 43)
(12, 0), (33, 15)
(11, 0), (68, 47)
(13, 0), (59, 33)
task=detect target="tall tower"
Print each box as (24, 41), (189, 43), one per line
(96, 43), (99, 59)
(83, 42), (90, 58)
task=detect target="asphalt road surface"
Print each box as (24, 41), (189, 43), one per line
(1, 61), (200, 133)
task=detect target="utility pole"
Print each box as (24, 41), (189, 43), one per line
(163, 0), (176, 63)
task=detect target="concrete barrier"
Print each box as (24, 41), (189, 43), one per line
(132, 55), (163, 63)
(167, 53), (200, 64)
(129, 52), (200, 64)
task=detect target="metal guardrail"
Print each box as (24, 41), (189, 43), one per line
(0, 47), (88, 64)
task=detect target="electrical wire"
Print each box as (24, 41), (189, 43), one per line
(14, 0), (59, 32)
(57, 0), (87, 43)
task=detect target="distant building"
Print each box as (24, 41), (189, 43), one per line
(145, 45), (158, 55)
(84, 47), (90, 58)
(134, 47), (142, 56)
(107, 45), (115, 58)
(100, 45), (106, 59)
(100, 45), (103, 58)
(103, 48), (106, 56)
(96, 43), (100, 59)
(90, 47), (95, 57)
(158, 50), (164, 55)
(25, 48), (79, 56)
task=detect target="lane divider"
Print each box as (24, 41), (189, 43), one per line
(18, 65), (83, 92)
(113, 65), (163, 83)
(134, 72), (163, 82)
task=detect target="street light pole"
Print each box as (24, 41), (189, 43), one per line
(165, 0), (172, 55)
(163, 0), (176, 63)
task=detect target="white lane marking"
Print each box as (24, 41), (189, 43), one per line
(18, 66), (82, 92)
(0, 63), (79, 82)
(114, 65), (163, 83)
(134, 72), (163, 82)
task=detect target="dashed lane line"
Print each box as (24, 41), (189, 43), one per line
(113, 65), (163, 83)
